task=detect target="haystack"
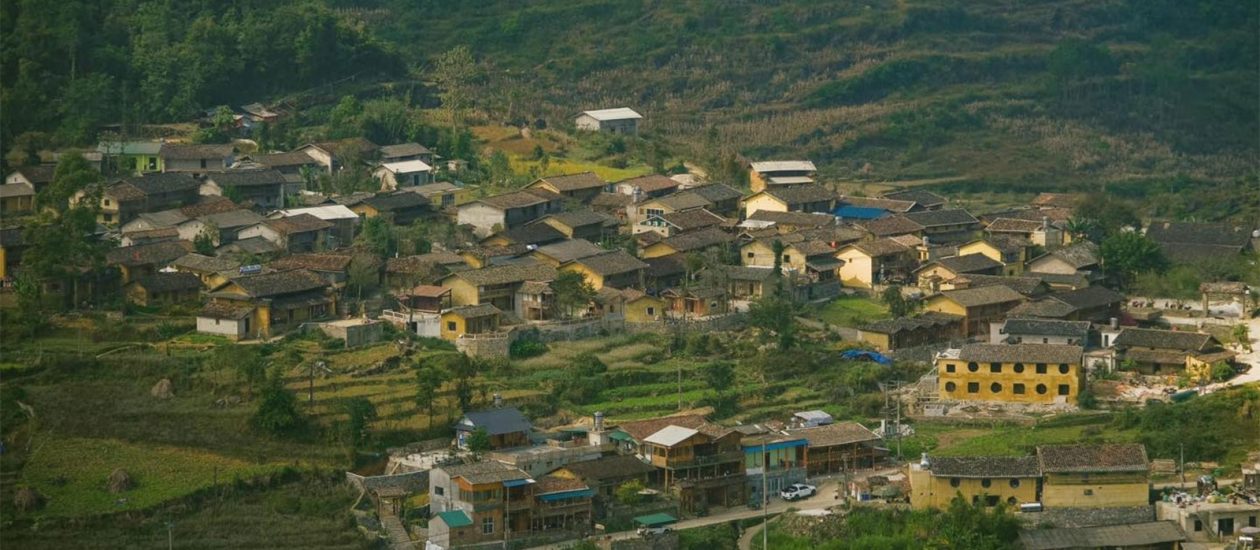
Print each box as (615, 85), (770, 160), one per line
(14, 486), (45, 512)
(108, 468), (134, 493)
(150, 378), (174, 399)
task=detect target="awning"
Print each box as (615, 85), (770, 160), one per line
(608, 431), (633, 442)
(436, 510), (472, 528)
(502, 478), (536, 488)
(743, 439), (808, 453)
(538, 488), (595, 502)
(634, 513), (678, 527)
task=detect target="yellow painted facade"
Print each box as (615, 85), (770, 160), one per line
(741, 194), (788, 218)
(350, 203), (381, 218)
(923, 295), (967, 316)
(441, 277), (481, 307)
(835, 247), (875, 288)
(909, 467), (1039, 510)
(858, 331), (892, 351)
(958, 241), (1025, 276)
(936, 357), (1084, 404)
(624, 296), (665, 323)
(1041, 472), (1149, 508)
(740, 241), (777, 268)
(640, 242), (680, 259)
(0, 245), (8, 279)
(915, 264), (963, 289)
(748, 171), (771, 194)
(559, 263), (606, 290)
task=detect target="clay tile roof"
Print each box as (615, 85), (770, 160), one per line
(364, 191), (429, 211)
(225, 268), (328, 297)
(848, 238), (911, 257)
(686, 184), (742, 203)
(763, 184), (836, 205)
(171, 253), (241, 273)
(1001, 319), (1091, 339)
(251, 151), (320, 168)
(9, 165), (56, 185)
(106, 241), (194, 267)
(269, 253), (352, 272)
(788, 240), (838, 257)
(659, 208), (725, 231)
(476, 189), (563, 210)
(121, 172), (201, 195)
(881, 189), (946, 208)
(449, 262), (557, 286)
(535, 475), (589, 495)
(645, 253), (687, 278)
(0, 182), (35, 198)
(487, 223), (567, 246)
(568, 250), (648, 277)
(379, 142), (432, 159)
(938, 285), (1025, 307)
(839, 196), (918, 213)
(447, 303), (502, 319)
(615, 414), (708, 442)
(199, 301), (255, 320)
(310, 137), (378, 157)
(180, 196), (239, 218)
(1019, 521), (1185, 550)
(443, 460), (531, 484)
(949, 274), (1047, 296)
(987, 218), (1046, 233)
(542, 209), (613, 228)
(590, 192), (633, 209)
(206, 169), (286, 187)
(520, 280), (554, 295)
(859, 312), (963, 334)
(659, 227), (733, 252)
(652, 192), (712, 211)
(957, 343), (1083, 365)
(1146, 221), (1250, 247)
(1006, 299), (1078, 319)
(560, 455), (656, 481)
(532, 239), (606, 263)
(264, 214), (332, 235)
(1050, 285), (1124, 309)
(902, 209), (978, 228)
(159, 143), (234, 160)
(928, 253), (1003, 274)
(787, 421), (881, 447)
(926, 456), (1041, 478)
(131, 272), (202, 293)
(1037, 444), (1148, 473)
(1113, 328), (1215, 352)
(534, 172), (606, 192)
(199, 209), (265, 229)
(616, 174), (679, 194)
(858, 215), (925, 237)
(746, 211), (835, 227)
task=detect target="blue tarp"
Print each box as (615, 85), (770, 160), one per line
(834, 206), (888, 220)
(743, 439), (809, 452)
(840, 350), (893, 365)
(538, 488), (596, 502)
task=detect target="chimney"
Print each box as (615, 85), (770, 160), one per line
(1109, 317), (1119, 329)
(493, 393), (503, 408)
(593, 411), (604, 432)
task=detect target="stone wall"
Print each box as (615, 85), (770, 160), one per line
(456, 333), (511, 359)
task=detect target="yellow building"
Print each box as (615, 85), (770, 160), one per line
(558, 250), (647, 290)
(440, 304), (501, 341)
(935, 343), (1084, 404)
(1037, 444), (1149, 508)
(438, 262), (558, 313)
(957, 237), (1031, 276)
(639, 227), (732, 259)
(909, 455), (1041, 510)
(923, 285), (1025, 336)
(834, 238), (916, 289)
(196, 269), (335, 340)
(913, 253), (1004, 291)
(622, 289), (665, 323)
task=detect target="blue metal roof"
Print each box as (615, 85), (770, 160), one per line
(834, 206), (888, 220)
(743, 439), (809, 452)
(538, 488), (595, 502)
(502, 478), (536, 487)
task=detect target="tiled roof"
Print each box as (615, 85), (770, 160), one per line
(449, 262), (557, 286)
(199, 301), (255, 320)
(747, 211), (834, 227)
(763, 184), (836, 205)
(685, 184), (742, 203)
(1001, 319), (1091, 339)
(486, 223), (567, 246)
(8, 165), (55, 184)
(1146, 221), (1250, 248)
(658, 227), (733, 253)
(949, 274), (1047, 296)
(180, 196), (239, 218)
(986, 218), (1045, 233)
(560, 455), (656, 481)
(1113, 328), (1215, 352)
(443, 460), (531, 485)
(541, 209), (614, 228)
(848, 238), (912, 257)
(224, 268), (328, 297)
(838, 196), (917, 213)
(721, 266), (777, 282)
(858, 215), (925, 237)
(121, 172), (200, 196)
(0, 182), (35, 198)
(106, 241), (193, 267)
(1019, 521), (1184, 550)
(927, 456), (1040, 478)
(590, 192), (633, 208)
(615, 414), (708, 442)
(534, 172), (606, 192)
(1037, 242), (1100, 269)
(251, 151), (320, 168)
(788, 240), (838, 257)
(264, 214), (332, 235)
(535, 475), (589, 495)
(206, 169), (286, 187)
(938, 285), (1024, 307)
(459, 407), (531, 435)
(533, 239), (606, 263)
(269, 253), (352, 272)
(660, 208), (725, 231)
(122, 227), (180, 242)
(447, 303), (502, 319)
(131, 272), (202, 293)
(859, 312), (963, 335)
(134, 210), (190, 229)
(902, 209), (978, 228)
(787, 421), (880, 447)
(928, 254), (1003, 274)
(1007, 299), (1078, 319)
(570, 250), (648, 276)
(1050, 286), (1124, 310)
(308, 137), (378, 158)
(616, 174), (679, 194)
(476, 189), (563, 210)
(957, 343), (1083, 365)
(198, 209), (265, 229)
(881, 189), (946, 208)
(364, 191), (429, 211)
(652, 192), (712, 211)
(645, 253), (687, 278)
(379, 142), (432, 159)
(159, 143), (233, 160)
(218, 236), (279, 256)
(1037, 444), (1147, 473)
(171, 253), (240, 273)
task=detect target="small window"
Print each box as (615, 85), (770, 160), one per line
(1058, 384), (1070, 396)
(104, 199), (111, 206)
(1036, 384), (1047, 395)
(989, 363), (1002, 374)
(981, 479), (992, 488)
(435, 487), (444, 496)
(782, 255), (791, 263)
(1009, 479), (1020, 488)
(1249, 516), (1256, 527)
(1035, 363), (1047, 374)
(967, 382), (979, 394)
(1007, 496), (1018, 506)
(746, 252), (754, 258)
(985, 495), (999, 507)
(990, 382), (1002, 393)
(1059, 364), (1070, 374)
(1013, 363), (1024, 373)
(646, 307), (655, 316)
(200, 159), (208, 169)
(950, 478), (960, 488)
(482, 517), (494, 535)
(967, 362), (979, 372)
(945, 382), (957, 392)
(1194, 519), (1202, 532)
(446, 321), (457, 331)
(946, 364), (956, 373)
(1084, 489), (1093, 496)
(1013, 383), (1025, 394)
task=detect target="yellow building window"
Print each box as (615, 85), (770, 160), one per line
(1036, 384), (1047, 395)
(990, 382), (1002, 393)
(967, 382), (979, 393)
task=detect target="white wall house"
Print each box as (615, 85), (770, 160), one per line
(575, 107), (642, 134)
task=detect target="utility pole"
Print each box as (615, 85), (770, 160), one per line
(1180, 443), (1186, 488)
(166, 521), (174, 550)
(761, 438), (768, 550)
(677, 363), (683, 411)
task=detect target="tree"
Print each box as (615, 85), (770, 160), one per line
(252, 368), (305, 437)
(193, 224), (218, 255)
(466, 427), (491, 453)
(1100, 232), (1169, 288)
(550, 271), (596, 319)
(1233, 324), (1253, 352)
(614, 480), (646, 505)
(357, 217), (396, 258)
(327, 95), (363, 138)
(1073, 194), (1140, 240)
(747, 293), (798, 351)
(414, 365), (446, 419)
(21, 204), (111, 308)
(343, 397), (377, 448)
(433, 46), (477, 126)
(880, 285), (916, 318)
(771, 239), (786, 277)
(703, 361), (735, 393)
(39, 152), (102, 213)
(346, 253), (382, 299)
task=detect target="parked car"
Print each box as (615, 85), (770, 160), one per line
(637, 525), (672, 537)
(780, 483), (817, 501)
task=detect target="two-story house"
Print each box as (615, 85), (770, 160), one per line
(957, 236), (1033, 276)
(98, 141), (164, 174)
(924, 285), (1026, 336)
(611, 174), (679, 200)
(159, 143), (234, 174)
(237, 214), (332, 253)
(458, 190), (565, 238)
(991, 318), (1091, 346)
(748, 160), (816, 193)
(613, 415), (745, 514)
(533, 210), (616, 242)
(379, 142), (435, 165)
(525, 172), (607, 202)
(428, 461), (536, 549)
(640, 227), (734, 259)
(900, 209), (981, 242)
(1037, 444), (1149, 508)
(914, 253), (1005, 291)
(835, 238), (917, 289)
(742, 185), (837, 219)
(439, 262), (558, 316)
(935, 343), (1085, 405)
(296, 138), (379, 174)
(196, 269), (335, 340)
(200, 169), (287, 210)
(559, 250), (647, 290)
(77, 173), (202, 225)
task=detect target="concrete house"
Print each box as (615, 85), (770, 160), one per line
(374, 159), (432, 191)
(525, 172), (607, 202)
(991, 318), (1091, 346)
(748, 160), (816, 193)
(200, 169), (287, 210)
(741, 430), (809, 506)
(379, 142), (434, 165)
(457, 189), (564, 238)
(159, 143), (234, 174)
(786, 421), (883, 476)
(935, 344), (1085, 405)
(428, 461), (535, 548)
(97, 141), (164, 173)
(197, 269), (335, 340)
(574, 107), (642, 134)
(454, 407), (532, 450)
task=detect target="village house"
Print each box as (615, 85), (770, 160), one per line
(858, 312), (966, 352)
(742, 184), (837, 219)
(881, 189), (947, 211)
(528, 474), (595, 534)
(991, 318), (1091, 346)
(123, 272), (202, 307)
(0, 181), (36, 215)
(215, 236), (280, 260)
(525, 172), (608, 202)
(914, 253), (1006, 291)
(1006, 285), (1125, 323)
(408, 182), (466, 209)
(910, 455), (1041, 509)
(643, 254), (687, 293)
(454, 407), (532, 450)
(268, 253), (354, 288)
(835, 238), (917, 288)
(1026, 241), (1101, 279)
(574, 107), (642, 134)
(551, 454), (659, 519)
(106, 240), (194, 284)
(924, 285), (1026, 336)
(196, 268), (336, 340)
(458, 189), (565, 238)
(786, 421), (884, 476)
(97, 141), (164, 173)
(237, 214), (332, 253)
(837, 195), (920, 215)
(747, 160), (817, 193)
(379, 142), (434, 165)
(618, 288), (667, 323)
(439, 262), (558, 316)
(589, 192), (633, 223)
(268, 205), (359, 247)
(374, 159), (432, 191)
(1158, 500), (1259, 543)
(247, 151), (322, 187)
(741, 430), (809, 506)
(634, 208), (725, 238)
(935, 344), (1085, 404)
(942, 274), (1051, 298)
(745, 211), (836, 232)
(1018, 522), (1186, 550)
(200, 169), (286, 209)
(985, 217), (1064, 249)
(350, 191), (430, 225)
(611, 174), (679, 199)
(629, 184), (742, 225)
(612, 415), (746, 514)
(428, 461), (536, 549)
(957, 236), (1032, 276)
(384, 251), (467, 290)
(168, 253), (241, 290)
(900, 209), (981, 242)
(855, 215), (927, 240)
(525, 239), (604, 268)
(480, 224), (567, 249)
(640, 227), (734, 259)
(176, 209), (265, 245)
(676, 184), (743, 218)
(120, 227), (180, 247)
(296, 138), (379, 174)
(1146, 221), (1254, 264)
(159, 143), (234, 174)
(76, 172), (202, 225)
(5, 164), (56, 197)
(721, 266), (776, 301)
(1037, 443), (1149, 508)
(559, 250), (647, 290)
(1111, 327), (1233, 376)
(440, 304), (503, 340)
(534, 209), (616, 242)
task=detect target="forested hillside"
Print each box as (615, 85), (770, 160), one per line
(3, 0), (1257, 204)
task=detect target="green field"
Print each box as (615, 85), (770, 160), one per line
(808, 296), (890, 327)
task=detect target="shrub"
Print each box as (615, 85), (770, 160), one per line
(509, 339), (548, 359)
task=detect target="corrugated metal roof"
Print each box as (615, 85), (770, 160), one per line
(581, 107), (643, 121)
